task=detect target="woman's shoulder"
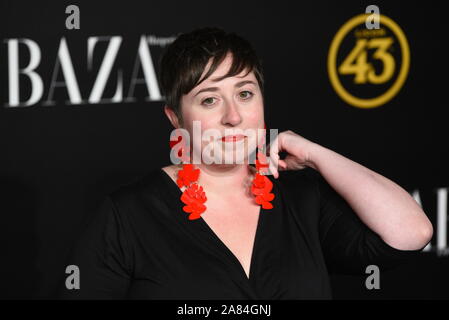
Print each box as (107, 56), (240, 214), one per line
(108, 166), (174, 204)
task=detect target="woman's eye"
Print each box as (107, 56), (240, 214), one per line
(239, 91), (254, 99)
(201, 97), (216, 106)
(201, 91), (253, 106)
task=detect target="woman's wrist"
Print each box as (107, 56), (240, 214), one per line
(303, 142), (326, 171)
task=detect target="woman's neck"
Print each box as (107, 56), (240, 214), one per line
(194, 163), (255, 197)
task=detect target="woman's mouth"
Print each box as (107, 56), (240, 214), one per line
(221, 135), (247, 142)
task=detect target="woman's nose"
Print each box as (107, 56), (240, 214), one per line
(221, 100), (242, 126)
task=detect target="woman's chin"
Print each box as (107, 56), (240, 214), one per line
(201, 154), (250, 166)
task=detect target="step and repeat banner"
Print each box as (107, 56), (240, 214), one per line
(1, 0), (447, 299)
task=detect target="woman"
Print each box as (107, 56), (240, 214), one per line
(58, 27), (432, 299)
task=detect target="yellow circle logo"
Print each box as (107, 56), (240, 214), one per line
(327, 14), (410, 108)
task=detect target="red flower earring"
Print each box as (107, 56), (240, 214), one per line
(177, 164), (207, 220)
(169, 133), (207, 220)
(250, 129), (275, 209)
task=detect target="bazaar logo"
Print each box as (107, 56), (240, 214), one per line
(2, 35), (174, 107)
(327, 14), (410, 108)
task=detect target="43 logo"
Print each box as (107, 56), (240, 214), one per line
(327, 14), (410, 108)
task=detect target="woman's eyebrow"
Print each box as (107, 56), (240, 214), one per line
(194, 80), (256, 97)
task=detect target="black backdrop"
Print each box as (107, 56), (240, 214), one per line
(1, 0), (448, 299)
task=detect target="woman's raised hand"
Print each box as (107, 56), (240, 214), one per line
(266, 130), (318, 178)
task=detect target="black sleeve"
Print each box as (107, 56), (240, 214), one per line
(306, 168), (428, 276)
(57, 195), (134, 299)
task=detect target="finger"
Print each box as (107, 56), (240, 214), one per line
(278, 159), (287, 170)
(267, 135), (280, 177)
(266, 133), (280, 160)
(268, 155), (279, 179)
(283, 154), (307, 170)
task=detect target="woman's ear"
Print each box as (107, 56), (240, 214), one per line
(164, 105), (181, 129)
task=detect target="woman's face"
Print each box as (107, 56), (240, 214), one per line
(178, 53), (265, 165)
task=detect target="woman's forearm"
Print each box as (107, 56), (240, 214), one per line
(308, 143), (433, 250)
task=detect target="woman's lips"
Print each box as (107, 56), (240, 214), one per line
(221, 135), (247, 142)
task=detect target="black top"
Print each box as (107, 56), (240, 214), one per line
(58, 167), (426, 299)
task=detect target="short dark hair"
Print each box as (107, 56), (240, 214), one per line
(158, 26), (264, 125)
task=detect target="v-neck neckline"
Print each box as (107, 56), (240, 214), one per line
(158, 167), (274, 283)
